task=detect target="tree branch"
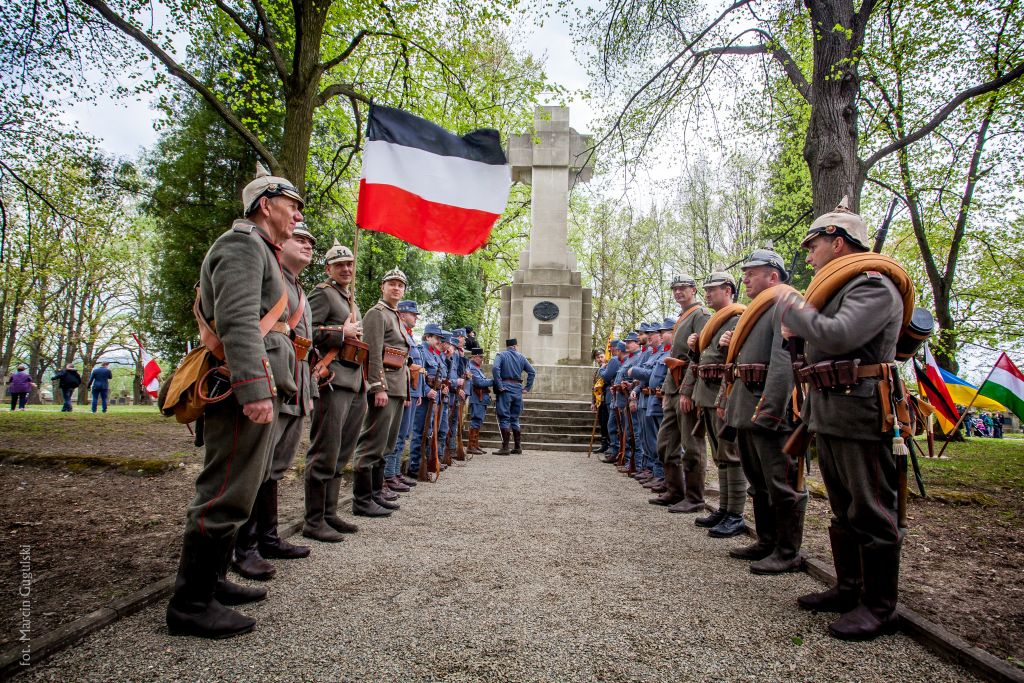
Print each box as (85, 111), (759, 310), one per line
(320, 29), (366, 73)
(315, 83), (371, 107)
(861, 60), (1024, 173)
(79, 0), (279, 170)
(248, 0), (289, 83)
(696, 31), (810, 100)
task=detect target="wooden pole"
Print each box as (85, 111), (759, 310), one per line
(937, 363), (997, 458)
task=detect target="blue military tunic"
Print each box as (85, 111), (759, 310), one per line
(468, 362), (493, 428)
(407, 343), (445, 475)
(600, 355), (623, 451)
(491, 348), (536, 431)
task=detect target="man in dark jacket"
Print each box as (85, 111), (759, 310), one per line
(88, 362), (114, 413)
(53, 364), (83, 412)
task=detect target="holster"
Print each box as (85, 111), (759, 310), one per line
(292, 335), (312, 362)
(382, 345), (407, 370)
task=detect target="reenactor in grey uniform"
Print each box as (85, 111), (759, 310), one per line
(720, 249), (807, 574)
(303, 240), (365, 542)
(650, 275), (711, 512)
(778, 199), (906, 640)
(166, 164), (303, 639)
(352, 269), (411, 517)
(232, 225), (317, 581)
(689, 271), (747, 537)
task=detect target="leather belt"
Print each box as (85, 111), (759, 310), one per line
(795, 360), (890, 390)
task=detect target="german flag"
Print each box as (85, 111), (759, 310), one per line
(913, 346), (960, 432)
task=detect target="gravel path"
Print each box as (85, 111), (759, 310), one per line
(22, 451), (975, 682)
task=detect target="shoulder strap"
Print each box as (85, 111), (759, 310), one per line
(725, 284), (796, 364)
(697, 303), (747, 353)
(670, 303), (702, 337)
(286, 286), (306, 331)
(194, 285), (289, 362)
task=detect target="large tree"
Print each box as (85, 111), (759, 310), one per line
(582, 0), (1024, 217)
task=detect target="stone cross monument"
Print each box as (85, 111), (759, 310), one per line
(501, 106), (594, 369)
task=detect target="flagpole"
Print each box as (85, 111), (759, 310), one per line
(349, 224), (361, 325)
(937, 360), (999, 458)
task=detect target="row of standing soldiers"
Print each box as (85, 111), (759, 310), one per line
(163, 164), (535, 640)
(592, 197), (909, 642)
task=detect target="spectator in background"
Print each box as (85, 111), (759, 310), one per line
(88, 361), (113, 413)
(7, 364), (34, 411)
(52, 364), (82, 412)
(993, 413), (1004, 439)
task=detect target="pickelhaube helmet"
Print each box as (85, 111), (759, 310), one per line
(242, 162), (304, 216)
(381, 267), (408, 285)
(742, 248), (791, 282)
(703, 271), (736, 290)
(325, 239), (354, 265)
(801, 195), (870, 250)
(670, 274), (697, 288)
(292, 222), (315, 244)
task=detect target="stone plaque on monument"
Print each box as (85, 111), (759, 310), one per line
(500, 106), (595, 385)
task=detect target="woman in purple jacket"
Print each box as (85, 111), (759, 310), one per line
(7, 364), (34, 411)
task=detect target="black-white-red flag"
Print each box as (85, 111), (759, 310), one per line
(356, 105), (511, 254)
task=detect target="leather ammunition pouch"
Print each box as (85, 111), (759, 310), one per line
(696, 363), (727, 382)
(734, 363), (768, 386)
(795, 359), (889, 391)
(292, 335), (312, 362)
(409, 363), (424, 390)
(383, 345), (407, 370)
(339, 338), (369, 368)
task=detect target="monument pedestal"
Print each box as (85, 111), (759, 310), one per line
(502, 105), (594, 368)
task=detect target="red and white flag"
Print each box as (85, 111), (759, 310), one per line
(356, 105), (511, 255)
(132, 334), (161, 398)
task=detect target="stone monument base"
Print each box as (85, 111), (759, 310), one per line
(521, 364), (595, 401)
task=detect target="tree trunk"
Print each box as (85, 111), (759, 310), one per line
(804, 0), (864, 215)
(277, 2), (330, 191)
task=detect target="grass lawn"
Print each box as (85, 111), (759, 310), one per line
(916, 435), (1024, 496)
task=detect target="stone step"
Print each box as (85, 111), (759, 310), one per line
(480, 424), (593, 436)
(516, 399), (591, 411)
(478, 431), (592, 444)
(477, 439), (589, 453)
(479, 415), (595, 428)
(487, 408), (592, 419)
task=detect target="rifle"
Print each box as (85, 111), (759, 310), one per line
(455, 398), (468, 462)
(419, 363), (443, 482)
(624, 399), (637, 474)
(783, 337), (813, 489)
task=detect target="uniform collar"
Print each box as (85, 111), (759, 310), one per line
(663, 344), (670, 351)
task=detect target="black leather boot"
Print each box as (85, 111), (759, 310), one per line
(256, 480), (310, 560)
(493, 428), (511, 455)
(353, 468), (392, 517)
(371, 465), (400, 510)
(750, 504), (806, 574)
(649, 462), (685, 506)
(302, 477), (346, 542)
(324, 477), (359, 534)
(215, 543), (267, 606)
(798, 525), (863, 613)
(708, 512), (747, 538)
(729, 492), (774, 560)
(510, 429), (522, 454)
(167, 534), (256, 639)
(828, 543), (901, 640)
(232, 512), (276, 580)
(695, 508), (727, 528)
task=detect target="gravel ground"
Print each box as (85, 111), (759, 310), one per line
(20, 451), (976, 683)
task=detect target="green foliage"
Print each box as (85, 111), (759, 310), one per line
(432, 254), (485, 332)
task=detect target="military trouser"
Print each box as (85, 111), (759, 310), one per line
(607, 400), (621, 452)
(268, 411), (303, 481)
(702, 407), (745, 515)
(384, 400), (415, 478)
(305, 386), (367, 484)
(633, 395), (647, 467)
(658, 394), (706, 503)
(643, 407), (664, 477)
(354, 396), (406, 473)
(737, 428), (806, 519)
(184, 395), (280, 542)
(469, 401), (487, 429)
(407, 399), (436, 475)
(437, 401), (451, 452)
(495, 384), (523, 430)
(816, 434), (903, 551)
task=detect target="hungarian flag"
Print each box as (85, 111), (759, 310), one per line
(356, 105), (511, 255)
(133, 334), (161, 398)
(978, 353), (1024, 420)
(913, 345), (960, 432)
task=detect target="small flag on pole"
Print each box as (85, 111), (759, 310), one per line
(132, 334), (161, 398)
(977, 353), (1024, 420)
(356, 105), (511, 255)
(913, 345), (960, 433)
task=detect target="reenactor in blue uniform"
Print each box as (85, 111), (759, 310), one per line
(443, 328), (470, 461)
(629, 321), (669, 490)
(491, 339), (536, 454)
(466, 347), (493, 454)
(627, 324), (653, 472)
(642, 318), (676, 485)
(405, 323), (447, 478)
(167, 164), (303, 639)
(383, 300), (423, 493)
(436, 331), (458, 465)
(598, 341), (624, 463)
(613, 333), (642, 469)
